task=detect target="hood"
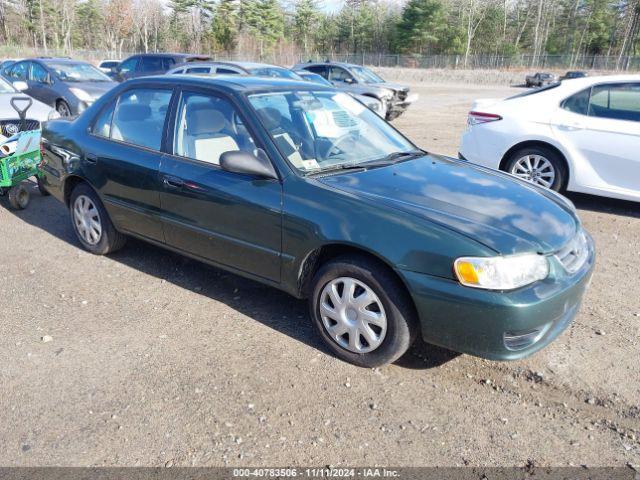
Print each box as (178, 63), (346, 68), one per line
(66, 81), (117, 100)
(370, 82), (409, 93)
(317, 155), (578, 255)
(0, 93), (53, 122)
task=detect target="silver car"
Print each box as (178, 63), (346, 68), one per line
(292, 61), (416, 120)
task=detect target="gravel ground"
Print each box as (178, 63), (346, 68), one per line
(0, 83), (639, 468)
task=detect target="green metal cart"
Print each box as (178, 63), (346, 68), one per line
(0, 97), (48, 210)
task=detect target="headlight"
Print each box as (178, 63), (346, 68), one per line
(69, 88), (93, 103)
(454, 253), (549, 290)
(47, 109), (61, 120)
(379, 89), (394, 101)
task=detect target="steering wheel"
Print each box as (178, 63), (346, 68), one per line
(324, 132), (357, 159)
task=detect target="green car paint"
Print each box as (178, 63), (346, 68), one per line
(39, 75), (595, 360)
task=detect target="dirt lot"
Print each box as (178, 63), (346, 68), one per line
(1, 83), (639, 468)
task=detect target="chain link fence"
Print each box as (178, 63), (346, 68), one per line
(2, 45), (639, 71)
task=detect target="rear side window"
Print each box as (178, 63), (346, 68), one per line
(588, 84), (640, 122)
(139, 57), (165, 72)
(92, 101), (116, 138)
(561, 88), (590, 115)
(216, 67), (241, 75)
(186, 67), (211, 74)
(101, 88), (172, 150)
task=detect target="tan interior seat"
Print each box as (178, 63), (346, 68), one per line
(183, 105), (239, 165)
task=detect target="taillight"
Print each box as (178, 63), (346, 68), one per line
(468, 111), (502, 126)
(39, 138), (46, 167)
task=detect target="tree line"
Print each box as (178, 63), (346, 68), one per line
(0, 0), (638, 67)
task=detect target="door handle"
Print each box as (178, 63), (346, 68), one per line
(85, 153), (98, 164)
(163, 175), (184, 189)
(560, 122), (585, 131)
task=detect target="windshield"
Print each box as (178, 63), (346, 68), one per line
(47, 62), (111, 82)
(350, 66), (385, 84)
(0, 77), (16, 93)
(249, 91), (416, 174)
(249, 67), (300, 80)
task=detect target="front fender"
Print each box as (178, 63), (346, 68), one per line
(279, 175), (494, 297)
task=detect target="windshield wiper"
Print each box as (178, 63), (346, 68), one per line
(306, 150), (426, 176)
(374, 150), (426, 165)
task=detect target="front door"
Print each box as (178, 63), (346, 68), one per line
(158, 90), (283, 282)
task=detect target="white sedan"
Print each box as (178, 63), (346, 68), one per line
(459, 75), (640, 202)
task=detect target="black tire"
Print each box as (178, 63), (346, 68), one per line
(56, 100), (72, 117)
(36, 176), (50, 196)
(69, 182), (126, 255)
(309, 254), (418, 368)
(504, 145), (567, 192)
(8, 184), (29, 209)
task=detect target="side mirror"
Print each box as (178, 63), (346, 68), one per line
(220, 150), (278, 180)
(344, 77), (355, 84)
(13, 81), (28, 91)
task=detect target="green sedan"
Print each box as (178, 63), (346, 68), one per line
(39, 75), (595, 367)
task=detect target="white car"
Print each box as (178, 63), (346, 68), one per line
(459, 75), (640, 202)
(0, 77), (58, 143)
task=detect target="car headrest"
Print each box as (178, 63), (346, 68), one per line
(117, 103), (152, 122)
(257, 107), (282, 130)
(187, 104), (226, 136)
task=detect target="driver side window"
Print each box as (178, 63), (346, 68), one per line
(329, 66), (354, 83)
(31, 63), (49, 83)
(173, 92), (256, 165)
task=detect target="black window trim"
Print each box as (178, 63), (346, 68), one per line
(163, 85), (280, 180)
(87, 84), (177, 155)
(561, 81), (640, 124)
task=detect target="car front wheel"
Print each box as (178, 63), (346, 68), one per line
(69, 183), (126, 255)
(309, 255), (418, 367)
(505, 146), (566, 191)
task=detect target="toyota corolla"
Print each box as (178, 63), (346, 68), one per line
(39, 75), (595, 367)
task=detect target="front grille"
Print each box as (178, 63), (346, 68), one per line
(0, 119), (40, 137)
(556, 230), (589, 274)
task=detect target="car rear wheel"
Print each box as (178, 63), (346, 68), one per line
(57, 100), (71, 117)
(69, 183), (126, 255)
(309, 254), (418, 367)
(505, 146), (566, 192)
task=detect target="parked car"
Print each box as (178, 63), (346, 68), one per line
(40, 75), (594, 367)
(112, 53), (211, 82)
(168, 60), (301, 80)
(459, 75), (640, 202)
(98, 60), (120, 79)
(0, 59), (18, 71)
(561, 71), (588, 80)
(525, 72), (559, 88)
(294, 70), (384, 116)
(0, 76), (58, 143)
(292, 61), (416, 120)
(2, 57), (117, 116)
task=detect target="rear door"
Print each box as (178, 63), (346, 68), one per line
(84, 86), (174, 241)
(28, 62), (57, 106)
(138, 56), (168, 77)
(553, 82), (640, 194)
(158, 88), (283, 282)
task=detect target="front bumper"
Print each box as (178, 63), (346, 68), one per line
(398, 234), (595, 361)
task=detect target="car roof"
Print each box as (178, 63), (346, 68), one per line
(559, 74), (640, 88)
(295, 61), (361, 69)
(35, 57), (91, 65)
(128, 74), (331, 94)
